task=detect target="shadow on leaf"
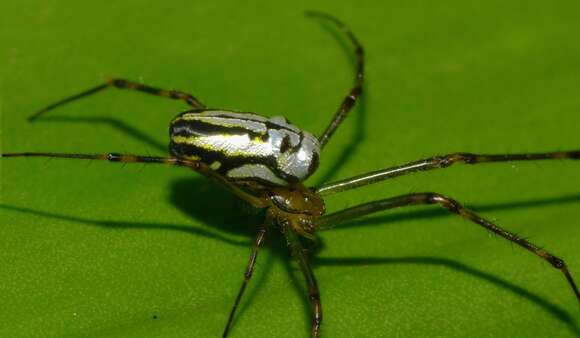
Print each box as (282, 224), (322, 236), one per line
(314, 255), (580, 337)
(2, 180), (579, 335)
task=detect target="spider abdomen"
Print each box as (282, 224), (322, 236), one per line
(169, 110), (320, 185)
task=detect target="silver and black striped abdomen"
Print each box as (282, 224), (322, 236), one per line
(170, 110), (320, 185)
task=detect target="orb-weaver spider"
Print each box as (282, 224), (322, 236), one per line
(2, 10), (579, 338)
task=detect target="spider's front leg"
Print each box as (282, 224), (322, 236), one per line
(317, 151), (580, 194)
(282, 223), (323, 338)
(305, 10), (364, 149)
(315, 192), (580, 303)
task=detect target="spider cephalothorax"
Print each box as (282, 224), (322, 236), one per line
(267, 185), (325, 238)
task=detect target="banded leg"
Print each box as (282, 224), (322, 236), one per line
(2, 151), (191, 164)
(223, 228), (267, 338)
(315, 192), (580, 303)
(317, 150), (580, 194)
(282, 224), (322, 338)
(29, 78), (205, 121)
(1, 152), (267, 208)
(305, 11), (364, 148)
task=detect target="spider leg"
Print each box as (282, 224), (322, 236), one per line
(315, 192), (580, 303)
(317, 150), (580, 194)
(223, 228), (267, 338)
(29, 78), (205, 121)
(1, 152), (267, 208)
(282, 224), (322, 338)
(305, 11), (364, 148)
(2, 151), (188, 164)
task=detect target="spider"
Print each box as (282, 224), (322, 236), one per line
(2, 10), (579, 338)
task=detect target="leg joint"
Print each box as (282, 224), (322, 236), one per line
(548, 256), (565, 269)
(446, 152), (477, 165)
(168, 90), (183, 99)
(107, 152), (122, 161)
(109, 78), (129, 88)
(309, 290), (321, 303)
(425, 193), (461, 213)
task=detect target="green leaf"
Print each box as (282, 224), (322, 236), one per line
(1, 1), (579, 337)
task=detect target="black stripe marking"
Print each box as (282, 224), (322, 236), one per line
(182, 110), (304, 135)
(170, 118), (267, 140)
(170, 141), (299, 184)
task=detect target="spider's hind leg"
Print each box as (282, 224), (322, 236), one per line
(1, 151), (268, 208)
(29, 78), (205, 121)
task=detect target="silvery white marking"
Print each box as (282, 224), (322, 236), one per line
(171, 110), (321, 184)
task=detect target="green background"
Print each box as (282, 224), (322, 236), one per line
(1, 1), (580, 337)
